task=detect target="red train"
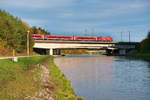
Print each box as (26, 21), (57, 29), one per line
(31, 34), (113, 42)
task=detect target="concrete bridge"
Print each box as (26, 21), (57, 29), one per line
(106, 42), (140, 55)
(33, 40), (139, 55)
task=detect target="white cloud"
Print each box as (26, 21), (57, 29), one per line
(59, 13), (73, 18)
(72, 1), (149, 19)
(0, 0), (73, 9)
(22, 18), (47, 27)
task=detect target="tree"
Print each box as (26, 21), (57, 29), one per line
(147, 31), (150, 42)
(31, 26), (37, 34)
(0, 9), (34, 53)
(140, 31), (150, 53)
(31, 26), (50, 35)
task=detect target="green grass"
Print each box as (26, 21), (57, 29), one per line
(0, 55), (85, 100)
(0, 56), (49, 100)
(48, 56), (85, 100)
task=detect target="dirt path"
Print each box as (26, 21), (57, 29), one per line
(25, 64), (55, 100)
(0, 55), (41, 60)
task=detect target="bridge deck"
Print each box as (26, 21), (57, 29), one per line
(33, 40), (139, 55)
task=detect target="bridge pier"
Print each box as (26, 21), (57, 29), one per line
(49, 48), (53, 55)
(56, 49), (61, 55)
(119, 49), (126, 55)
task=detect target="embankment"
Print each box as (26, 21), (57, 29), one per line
(127, 53), (150, 61)
(0, 56), (84, 100)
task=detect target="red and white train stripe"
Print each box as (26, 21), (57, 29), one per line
(31, 34), (113, 42)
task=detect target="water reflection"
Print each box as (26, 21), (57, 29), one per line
(54, 56), (150, 100)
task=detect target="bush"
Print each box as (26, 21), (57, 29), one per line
(140, 31), (150, 53)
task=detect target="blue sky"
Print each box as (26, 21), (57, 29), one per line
(0, 0), (150, 42)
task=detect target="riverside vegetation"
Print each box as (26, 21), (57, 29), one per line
(127, 31), (150, 61)
(0, 9), (84, 100)
(0, 56), (84, 100)
(0, 9), (49, 56)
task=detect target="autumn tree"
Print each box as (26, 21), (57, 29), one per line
(0, 9), (34, 53)
(30, 26), (50, 35)
(140, 31), (150, 53)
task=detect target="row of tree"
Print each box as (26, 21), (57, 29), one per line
(31, 26), (50, 35)
(0, 9), (50, 54)
(0, 9), (31, 53)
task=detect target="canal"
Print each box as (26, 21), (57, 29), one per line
(54, 55), (150, 100)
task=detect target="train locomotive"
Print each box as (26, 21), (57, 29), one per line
(31, 34), (113, 42)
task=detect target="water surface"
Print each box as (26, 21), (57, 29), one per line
(54, 55), (150, 100)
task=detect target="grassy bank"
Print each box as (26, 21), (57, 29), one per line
(0, 56), (84, 100)
(127, 52), (150, 61)
(0, 56), (49, 100)
(48, 56), (84, 100)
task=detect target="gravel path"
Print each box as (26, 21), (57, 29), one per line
(25, 64), (55, 100)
